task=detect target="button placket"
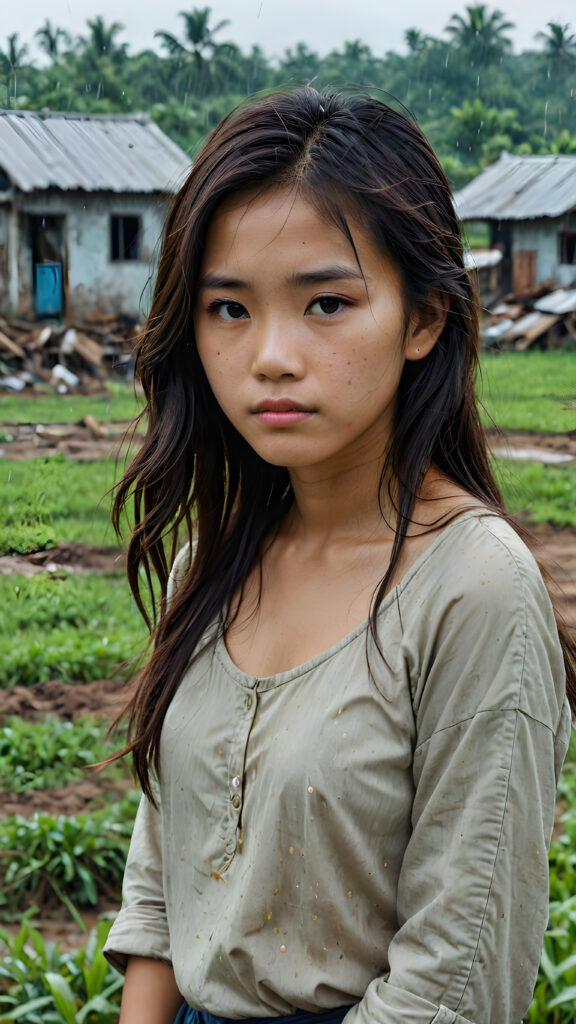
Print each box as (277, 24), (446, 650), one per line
(225, 681), (258, 856)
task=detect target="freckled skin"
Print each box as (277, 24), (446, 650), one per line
(194, 189), (437, 480)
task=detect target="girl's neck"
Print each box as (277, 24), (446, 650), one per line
(285, 456), (396, 548)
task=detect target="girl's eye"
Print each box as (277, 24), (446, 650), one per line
(210, 300), (248, 321)
(307, 296), (345, 316)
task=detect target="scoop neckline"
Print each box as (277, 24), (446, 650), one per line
(215, 508), (495, 690)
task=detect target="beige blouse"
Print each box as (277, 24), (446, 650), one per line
(104, 512), (571, 1024)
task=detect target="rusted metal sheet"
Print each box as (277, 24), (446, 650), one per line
(454, 152), (576, 221)
(0, 110), (190, 194)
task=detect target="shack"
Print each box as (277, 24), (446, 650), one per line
(0, 110), (190, 320)
(454, 152), (576, 295)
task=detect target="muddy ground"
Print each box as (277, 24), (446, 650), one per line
(0, 424), (575, 946)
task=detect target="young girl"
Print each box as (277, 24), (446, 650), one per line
(103, 87), (574, 1024)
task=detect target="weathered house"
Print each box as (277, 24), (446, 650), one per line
(454, 152), (576, 295)
(0, 110), (190, 320)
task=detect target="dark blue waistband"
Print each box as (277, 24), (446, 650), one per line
(174, 1004), (355, 1024)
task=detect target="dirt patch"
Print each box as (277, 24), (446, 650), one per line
(486, 428), (576, 462)
(0, 678), (136, 824)
(0, 677), (132, 724)
(1, 903), (120, 951)
(0, 774), (134, 820)
(527, 523), (576, 628)
(0, 543), (125, 577)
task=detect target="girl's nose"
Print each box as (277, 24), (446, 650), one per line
(251, 319), (305, 380)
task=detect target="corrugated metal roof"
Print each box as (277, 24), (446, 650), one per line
(0, 109), (191, 194)
(454, 152), (576, 221)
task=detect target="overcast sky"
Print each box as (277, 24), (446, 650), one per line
(3, 0), (575, 61)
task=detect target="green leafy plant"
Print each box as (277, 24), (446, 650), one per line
(528, 732), (576, 1022)
(0, 716), (127, 794)
(0, 796), (138, 916)
(0, 917), (123, 1023)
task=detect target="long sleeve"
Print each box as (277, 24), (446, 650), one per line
(104, 787), (171, 973)
(103, 546), (193, 974)
(343, 516), (571, 1024)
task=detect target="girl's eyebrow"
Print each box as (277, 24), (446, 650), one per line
(198, 266), (364, 291)
(198, 273), (245, 290)
(289, 266), (364, 285)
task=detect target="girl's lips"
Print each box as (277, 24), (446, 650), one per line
(255, 409), (314, 426)
(253, 399), (315, 426)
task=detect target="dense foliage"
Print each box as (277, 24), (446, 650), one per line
(0, 715), (126, 793)
(0, 919), (123, 1023)
(0, 5), (575, 186)
(0, 797), (138, 917)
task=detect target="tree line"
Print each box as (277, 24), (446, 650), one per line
(1, 4), (575, 187)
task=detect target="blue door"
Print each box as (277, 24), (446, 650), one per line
(35, 261), (63, 317)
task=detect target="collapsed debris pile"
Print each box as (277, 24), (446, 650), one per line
(0, 414), (139, 461)
(0, 314), (140, 393)
(481, 280), (576, 351)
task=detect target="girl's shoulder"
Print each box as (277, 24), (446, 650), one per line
(401, 508), (546, 606)
(399, 510), (566, 736)
(166, 541), (194, 605)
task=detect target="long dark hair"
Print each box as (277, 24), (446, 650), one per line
(112, 86), (575, 800)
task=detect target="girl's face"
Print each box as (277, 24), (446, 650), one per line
(194, 188), (441, 478)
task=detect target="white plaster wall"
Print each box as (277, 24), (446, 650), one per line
(18, 189), (169, 319)
(512, 218), (576, 288)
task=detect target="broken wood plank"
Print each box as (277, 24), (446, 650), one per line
(0, 330), (26, 360)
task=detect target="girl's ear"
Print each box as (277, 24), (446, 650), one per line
(404, 291), (450, 362)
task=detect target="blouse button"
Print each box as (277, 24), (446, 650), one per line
(245, 694), (253, 710)
(231, 794), (241, 809)
(231, 776), (241, 789)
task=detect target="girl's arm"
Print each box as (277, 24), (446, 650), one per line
(119, 956), (183, 1024)
(345, 517), (570, 1022)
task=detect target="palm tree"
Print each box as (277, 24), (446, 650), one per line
(35, 20), (71, 62)
(79, 17), (128, 65)
(280, 43), (321, 83)
(0, 33), (29, 103)
(154, 7), (231, 71)
(77, 18), (129, 104)
(405, 28), (428, 56)
(445, 4), (514, 66)
(535, 21), (576, 75)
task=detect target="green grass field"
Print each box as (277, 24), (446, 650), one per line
(479, 350), (576, 434)
(1, 457), (119, 553)
(496, 460), (576, 528)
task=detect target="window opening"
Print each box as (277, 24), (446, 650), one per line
(111, 215), (141, 261)
(559, 210), (576, 265)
